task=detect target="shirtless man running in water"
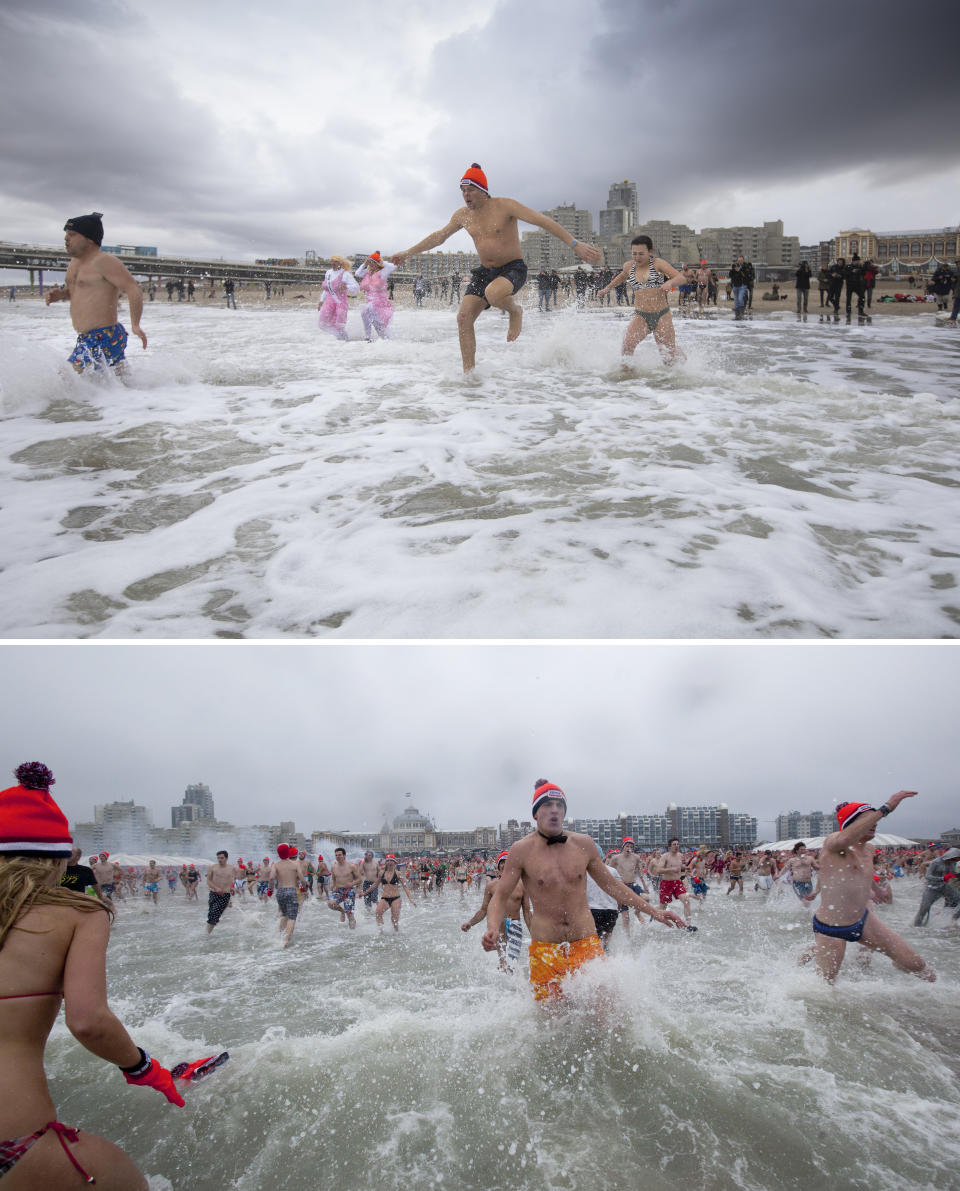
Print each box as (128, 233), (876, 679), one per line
(45, 212), (147, 372)
(482, 780), (683, 1003)
(392, 164), (602, 372)
(462, 851), (532, 971)
(803, 792), (934, 983)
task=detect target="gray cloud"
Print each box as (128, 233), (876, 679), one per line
(1, 1), (956, 264)
(2, 643), (957, 841)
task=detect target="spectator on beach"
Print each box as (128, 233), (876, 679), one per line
(948, 262), (960, 324)
(862, 259), (879, 308)
(223, 278), (237, 310)
(730, 255), (750, 319)
(449, 271), (461, 304)
(844, 254), (866, 316)
(695, 261), (710, 313)
(413, 275), (426, 307)
(931, 263), (954, 312)
(913, 848), (960, 926)
(536, 268), (553, 311)
(744, 259), (756, 309)
(708, 269), (719, 305)
(795, 260), (811, 314)
(574, 266), (589, 309)
(827, 258), (845, 314)
(817, 265), (830, 308)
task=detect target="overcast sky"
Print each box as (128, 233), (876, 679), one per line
(2, 0), (957, 262)
(2, 643), (957, 840)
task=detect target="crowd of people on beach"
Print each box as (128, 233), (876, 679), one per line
(1, 761), (954, 1185)
(43, 172), (960, 380)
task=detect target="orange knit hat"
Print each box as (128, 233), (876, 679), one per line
(460, 163), (489, 194)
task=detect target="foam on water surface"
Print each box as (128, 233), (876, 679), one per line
(42, 882), (960, 1190)
(2, 301), (958, 637)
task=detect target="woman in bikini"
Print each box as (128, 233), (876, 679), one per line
(365, 855), (416, 932)
(597, 234), (685, 365)
(0, 763), (184, 1189)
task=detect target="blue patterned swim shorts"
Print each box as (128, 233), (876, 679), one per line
(68, 323), (128, 370)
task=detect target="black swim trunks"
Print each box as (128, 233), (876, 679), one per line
(464, 259), (528, 306)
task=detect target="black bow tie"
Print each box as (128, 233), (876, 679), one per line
(539, 831), (567, 845)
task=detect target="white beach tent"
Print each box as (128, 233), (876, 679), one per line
(753, 834), (917, 852)
(97, 853), (217, 867)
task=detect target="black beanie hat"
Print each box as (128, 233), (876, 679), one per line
(64, 212), (104, 246)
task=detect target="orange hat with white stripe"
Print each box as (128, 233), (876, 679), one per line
(460, 163), (489, 194)
(836, 802), (874, 830)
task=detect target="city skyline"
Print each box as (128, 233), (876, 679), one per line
(1, 0), (956, 260)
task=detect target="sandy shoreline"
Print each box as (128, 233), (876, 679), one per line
(6, 276), (948, 319)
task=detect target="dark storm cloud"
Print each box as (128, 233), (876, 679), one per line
(584, 0), (954, 181)
(421, 0), (958, 229)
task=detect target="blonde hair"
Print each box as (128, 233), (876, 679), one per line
(0, 855), (112, 950)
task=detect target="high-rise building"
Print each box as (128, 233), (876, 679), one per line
(520, 205), (597, 269)
(183, 782), (214, 818)
(606, 180), (639, 227)
(775, 810), (835, 841)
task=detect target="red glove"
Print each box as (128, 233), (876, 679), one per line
(121, 1050), (185, 1107)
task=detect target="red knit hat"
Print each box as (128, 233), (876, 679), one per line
(532, 779), (566, 817)
(836, 801), (874, 830)
(496, 850), (509, 865)
(460, 163), (489, 194)
(367, 251), (381, 262)
(0, 782), (73, 857)
(277, 844), (291, 859)
(622, 836), (635, 846)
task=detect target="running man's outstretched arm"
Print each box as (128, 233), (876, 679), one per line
(392, 213), (465, 265)
(502, 199), (602, 263)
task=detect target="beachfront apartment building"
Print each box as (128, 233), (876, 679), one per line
(602, 219), (802, 271)
(775, 810), (835, 841)
(401, 248), (479, 282)
(834, 226), (959, 274)
(520, 204), (599, 269)
(565, 806), (758, 850)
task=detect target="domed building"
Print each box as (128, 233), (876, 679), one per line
(380, 803), (438, 853)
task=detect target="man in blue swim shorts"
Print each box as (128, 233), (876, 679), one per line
(392, 164), (601, 372)
(327, 847), (360, 929)
(45, 212), (147, 372)
(802, 793), (934, 983)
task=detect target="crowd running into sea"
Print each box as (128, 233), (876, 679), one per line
(1, 763), (953, 1184)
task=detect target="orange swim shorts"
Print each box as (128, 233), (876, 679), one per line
(528, 935), (605, 1002)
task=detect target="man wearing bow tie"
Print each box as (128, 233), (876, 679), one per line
(481, 779), (684, 1002)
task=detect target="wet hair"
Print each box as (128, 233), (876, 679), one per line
(335, 847), (346, 856)
(668, 837), (679, 846)
(792, 841), (806, 853)
(631, 235), (653, 250)
(0, 855), (112, 950)
(217, 850), (228, 859)
(14, 762), (55, 790)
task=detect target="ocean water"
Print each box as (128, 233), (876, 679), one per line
(1, 299), (958, 638)
(44, 879), (960, 1191)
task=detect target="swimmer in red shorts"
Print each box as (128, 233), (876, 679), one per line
(651, 837), (692, 924)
